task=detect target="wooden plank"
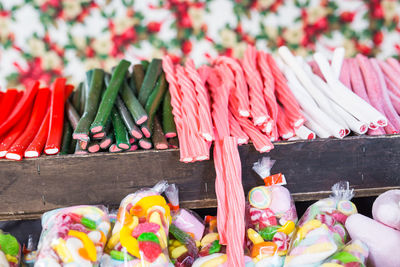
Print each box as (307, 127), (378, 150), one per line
(0, 135), (399, 220)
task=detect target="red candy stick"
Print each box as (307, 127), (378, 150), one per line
(6, 88), (50, 160)
(0, 89), (19, 125)
(25, 111), (50, 158)
(45, 78), (66, 155)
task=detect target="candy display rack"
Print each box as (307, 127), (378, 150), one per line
(0, 134), (399, 221)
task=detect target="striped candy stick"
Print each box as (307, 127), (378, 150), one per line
(276, 105), (295, 140)
(339, 59), (352, 89)
(228, 111), (249, 145)
(386, 58), (400, 76)
(378, 60), (400, 92)
(348, 58), (370, 104)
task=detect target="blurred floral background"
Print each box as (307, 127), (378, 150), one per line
(0, 0), (399, 89)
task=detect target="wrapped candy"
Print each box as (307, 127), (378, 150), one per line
(34, 205), (111, 267)
(246, 157), (297, 266)
(321, 239), (369, 267)
(0, 230), (21, 267)
(372, 189), (400, 230)
(103, 181), (173, 267)
(284, 181), (358, 266)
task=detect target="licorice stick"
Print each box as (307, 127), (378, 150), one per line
(302, 112), (331, 138)
(88, 141), (100, 153)
(276, 105), (295, 139)
(0, 89), (19, 125)
(368, 127), (386, 136)
(228, 111), (249, 145)
(59, 120), (72, 155)
(378, 60), (400, 90)
(65, 100), (80, 130)
(386, 58), (400, 75)
(100, 132), (114, 150)
(0, 82), (39, 137)
(73, 69), (104, 141)
(214, 56), (250, 117)
(79, 140), (88, 150)
(0, 105), (32, 157)
(109, 143), (123, 153)
(168, 137), (179, 149)
(92, 132), (105, 139)
(44, 78), (66, 155)
(140, 124), (151, 138)
(141, 60), (149, 72)
(111, 106), (130, 150)
(6, 88), (50, 160)
(138, 59), (162, 105)
(242, 45), (270, 125)
(115, 95), (143, 139)
(266, 54), (304, 128)
(129, 144), (138, 151)
(152, 117), (168, 150)
(73, 140), (88, 154)
(24, 111), (50, 158)
(132, 64), (145, 95)
(138, 138), (152, 150)
(162, 91), (177, 138)
(384, 121), (397, 135)
(71, 83), (83, 115)
(339, 59), (351, 89)
(144, 72), (168, 136)
(120, 77), (148, 125)
(126, 77), (137, 96)
(185, 59), (214, 141)
(91, 60), (130, 134)
(129, 137), (136, 144)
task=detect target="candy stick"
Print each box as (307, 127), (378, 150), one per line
(385, 77), (400, 99)
(162, 91), (177, 138)
(128, 144), (138, 151)
(368, 128), (386, 136)
(214, 56), (250, 117)
(151, 117), (168, 150)
(168, 137), (179, 149)
(138, 59), (162, 106)
(242, 45), (270, 125)
(339, 59), (351, 89)
(6, 88), (50, 160)
(138, 138), (152, 150)
(302, 112), (331, 138)
(65, 100), (80, 130)
(115, 95), (143, 139)
(213, 140), (227, 244)
(267, 54), (304, 128)
(331, 47), (345, 79)
(111, 106), (130, 150)
(109, 143), (123, 153)
(276, 105), (295, 139)
(100, 132), (113, 150)
(386, 58), (400, 75)
(88, 141), (100, 153)
(348, 58), (370, 103)
(185, 59), (214, 141)
(370, 58), (400, 130)
(228, 111), (249, 145)
(0, 81), (39, 137)
(132, 64), (145, 95)
(384, 121), (398, 135)
(379, 60), (400, 90)
(313, 51), (387, 127)
(45, 78), (66, 155)
(388, 91), (400, 114)
(24, 111), (50, 158)
(0, 89), (19, 125)
(140, 124), (151, 138)
(119, 77), (148, 126)
(295, 125), (316, 140)
(74, 140), (88, 154)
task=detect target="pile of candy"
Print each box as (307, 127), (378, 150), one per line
(0, 230), (20, 267)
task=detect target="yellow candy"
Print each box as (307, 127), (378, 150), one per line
(5, 254), (18, 263)
(278, 220), (295, 235)
(305, 241), (335, 254)
(297, 219), (322, 240)
(149, 211), (168, 249)
(68, 230), (97, 262)
(247, 228), (264, 245)
(130, 195), (170, 219)
(171, 245), (188, 259)
(321, 264), (344, 267)
(173, 240), (182, 247)
(52, 238), (74, 263)
(120, 226), (140, 258)
(196, 240), (201, 247)
(200, 254), (227, 267)
(106, 233), (120, 252)
(200, 233), (219, 247)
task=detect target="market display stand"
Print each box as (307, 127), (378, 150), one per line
(0, 135), (399, 221)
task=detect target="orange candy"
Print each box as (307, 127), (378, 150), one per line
(251, 242), (278, 258)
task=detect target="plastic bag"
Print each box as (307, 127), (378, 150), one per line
(321, 239), (369, 267)
(284, 181), (358, 266)
(103, 181), (172, 266)
(34, 205), (111, 267)
(246, 157), (297, 266)
(0, 230), (20, 267)
(23, 234), (37, 266)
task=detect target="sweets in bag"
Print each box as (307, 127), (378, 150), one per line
(34, 205), (111, 267)
(321, 239), (369, 267)
(372, 189), (400, 230)
(284, 181), (357, 266)
(246, 157), (297, 266)
(0, 230), (21, 267)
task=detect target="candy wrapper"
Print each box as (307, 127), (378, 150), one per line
(103, 181), (173, 267)
(284, 181), (358, 267)
(321, 239), (369, 267)
(165, 184), (204, 266)
(34, 205), (111, 267)
(246, 157), (297, 266)
(0, 230), (21, 266)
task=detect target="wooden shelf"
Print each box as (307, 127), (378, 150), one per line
(0, 135), (399, 221)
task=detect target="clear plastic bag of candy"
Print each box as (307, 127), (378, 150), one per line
(320, 239), (369, 267)
(0, 230), (21, 267)
(103, 181), (173, 266)
(34, 205), (111, 267)
(284, 181), (358, 267)
(245, 157), (297, 266)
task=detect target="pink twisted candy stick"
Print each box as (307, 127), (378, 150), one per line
(385, 76), (400, 99)
(348, 58), (370, 104)
(185, 59), (214, 141)
(378, 60), (400, 91)
(213, 139), (227, 244)
(386, 58), (400, 75)
(276, 105), (295, 140)
(162, 56), (192, 162)
(388, 90), (400, 114)
(223, 137), (245, 267)
(242, 45), (270, 125)
(339, 59), (351, 89)
(267, 54), (304, 128)
(229, 111), (249, 145)
(214, 56), (250, 117)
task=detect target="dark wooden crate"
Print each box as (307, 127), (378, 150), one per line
(0, 135), (399, 220)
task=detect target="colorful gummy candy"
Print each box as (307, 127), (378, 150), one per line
(34, 205), (111, 267)
(246, 157), (298, 266)
(284, 181), (358, 266)
(103, 181), (172, 266)
(0, 230), (20, 267)
(321, 239), (369, 267)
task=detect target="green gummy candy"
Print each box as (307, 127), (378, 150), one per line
(138, 232), (160, 244)
(209, 240), (221, 254)
(331, 251), (361, 264)
(0, 234), (19, 256)
(259, 226), (280, 241)
(110, 250), (134, 261)
(81, 217), (97, 230)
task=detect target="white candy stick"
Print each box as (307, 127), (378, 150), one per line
(331, 47), (345, 79)
(313, 52), (387, 127)
(295, 125), (316, 140)
(288, 136), (301, 141)
(302, 112), (331, 138)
